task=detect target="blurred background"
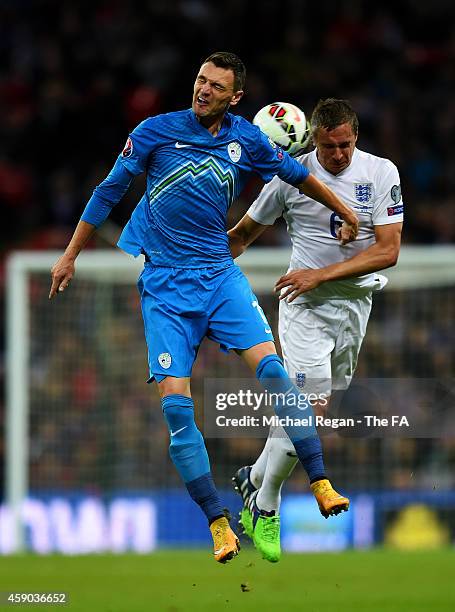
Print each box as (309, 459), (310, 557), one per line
(1, 0), (455, 554)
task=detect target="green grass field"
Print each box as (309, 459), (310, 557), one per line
(1, 547), (454, 611)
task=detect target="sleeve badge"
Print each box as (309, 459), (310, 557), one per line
(121, 137), (133, 158)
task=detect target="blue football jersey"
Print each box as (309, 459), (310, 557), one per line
(117, 109), (309, 267)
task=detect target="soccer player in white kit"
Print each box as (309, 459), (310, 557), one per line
(229, 98), (403, 562)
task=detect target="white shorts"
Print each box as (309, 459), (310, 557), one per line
(278, 295), (372, 397)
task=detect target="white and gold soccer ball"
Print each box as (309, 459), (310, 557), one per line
(253, 101), (311, 156)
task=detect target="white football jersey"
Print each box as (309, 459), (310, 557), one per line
(247, 147), (404, 301)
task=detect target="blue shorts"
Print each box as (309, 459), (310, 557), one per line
(137, 263), (274, 382)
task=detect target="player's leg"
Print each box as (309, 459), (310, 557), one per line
(240, 297), (369, 560)
(242, 340), (349, 562)
(157, 377), (239, 563)
(241, 341), (327, 489)
(207, 268), (289, 559)
(231, 422), (273, 527)
(158, 377), (220, 520)
(304, 296), (372, 516)
(245, 299), (350, 501)
(138, 266), (239, 563)
(330, 295), (373, 422)
(241, 303), (349, 514)
(208, 266), (324, 482)
(232, 424), (296, 543)
(208, 268), (341, 560)
(245, 429), (297, 562)
(231, 431), (272, 518)
(249, 299), (337, 519)
(250, 436), (273, 488)
(254, 427), (298, 512)
(232, 465), (257, 539)
(231, 435), (274, 538)
(234, 341), (308, 562)
(236, 426), (294, 491)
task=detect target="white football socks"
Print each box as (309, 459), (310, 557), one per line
(251, 427), (299, 513)
(249, 435), (272, 488)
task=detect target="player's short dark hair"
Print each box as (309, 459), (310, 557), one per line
(202, 51), (246, 92)
(310, 98), (359, 137)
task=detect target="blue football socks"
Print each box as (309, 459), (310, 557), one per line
(161, 394), (224, 523)
(256, 354), (326, 483)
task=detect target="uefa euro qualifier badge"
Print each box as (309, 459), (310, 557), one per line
(387, 184), (403, 216)
(391, 184), (401, 204)
(122, 137), (133, 157)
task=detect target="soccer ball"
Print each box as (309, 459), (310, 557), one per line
(253, 102), (311, 156)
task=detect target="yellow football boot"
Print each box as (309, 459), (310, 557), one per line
(310, 479), (350, 518)
(210, 516), (240, 563)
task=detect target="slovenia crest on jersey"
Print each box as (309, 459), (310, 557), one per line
(158, 352), (172, 369)
(354, 183), (373, 203)
(228, 141), (241, 163)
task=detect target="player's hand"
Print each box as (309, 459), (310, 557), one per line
(49, 254), (76, 299)
(274, 268), (324, 302)
(337, 221), (358, 245)
(342, 211), (359, 239)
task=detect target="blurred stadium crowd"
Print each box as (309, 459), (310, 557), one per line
(1, 0), (454, 249)
(1, 1), (455, 498)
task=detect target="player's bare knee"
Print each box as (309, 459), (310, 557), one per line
(157, 376), (191, 399)
(240, 341), (277, 372)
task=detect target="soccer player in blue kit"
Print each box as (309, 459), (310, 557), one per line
(49, 52), (358, 563)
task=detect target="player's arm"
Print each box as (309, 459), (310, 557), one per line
(49, 119), (156, 298)
(275, 222), (402, 302)
(297, 174), (358, 243)
(49, 159), (135, 299)
(49, 221), (96, 298)
(228, 214), (269, 258)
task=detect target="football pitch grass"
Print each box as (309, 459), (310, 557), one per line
(1, 548), (454, 611)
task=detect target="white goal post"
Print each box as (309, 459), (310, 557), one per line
(5, 246), (455, 551)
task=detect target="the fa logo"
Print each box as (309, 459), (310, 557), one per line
(296, 372), (306, 388)
(355, 183), (373, 203)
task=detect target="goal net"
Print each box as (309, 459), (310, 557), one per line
(4, 247), (455, 553)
